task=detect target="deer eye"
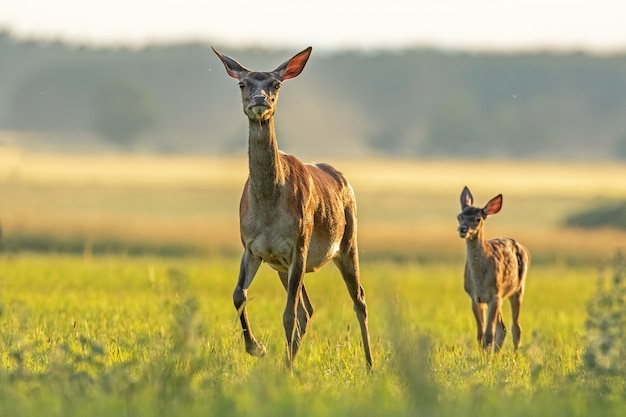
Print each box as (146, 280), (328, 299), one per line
(475, 215), (482, 222)
(238, 81), (245, 89)
(273, 81), (282, 89)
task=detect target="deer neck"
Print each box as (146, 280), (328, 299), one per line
(465, 228), (489, 261)
(247, 117), (285, 200)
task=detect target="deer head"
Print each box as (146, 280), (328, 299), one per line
(212, 46), (312, 122)
(457, 186), (503, 240)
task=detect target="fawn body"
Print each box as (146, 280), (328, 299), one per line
(457, 186), (529, 353)
(212, 46), (372, 369)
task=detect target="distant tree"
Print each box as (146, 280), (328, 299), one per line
(423, 91), (487, 157)
(93, 77), (159, 146)
(4, 31), (626, 157)
(613, 135), (626, 160)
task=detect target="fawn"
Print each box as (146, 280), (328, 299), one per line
(457, 186), (530, 353)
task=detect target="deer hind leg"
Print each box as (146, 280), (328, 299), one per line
(334, 243), (373, 370)
(282, 251), (309, 368)
(234, 250), (266, 357)
(510, 291), (523, 350)
(494, 311), (507, 353)
(279, 271), (314, 356)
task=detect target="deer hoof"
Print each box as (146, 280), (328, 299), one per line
(246, 341), (267, 358)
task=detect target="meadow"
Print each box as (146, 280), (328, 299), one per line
(0, 147), (625, 416)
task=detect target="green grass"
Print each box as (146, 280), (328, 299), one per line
(0, 254), (624, 416)
(0, 151), (625, 414)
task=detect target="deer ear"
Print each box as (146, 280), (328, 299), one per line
(212, 46), (251, 80)
(460, 186), (473, 208)
(273, 47), (312, 80)
(484, 194), (503, 216)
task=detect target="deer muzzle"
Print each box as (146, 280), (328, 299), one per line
(247, 95), (271, 118)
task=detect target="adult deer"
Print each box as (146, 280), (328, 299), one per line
(212, 46), (373, 369)
(457, 186), (530, 353)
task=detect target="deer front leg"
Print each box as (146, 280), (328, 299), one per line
(484, 297), (503, 353)
(234, 250), (266, 357)
(471, 300), (486, 346)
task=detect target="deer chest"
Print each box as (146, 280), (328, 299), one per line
(465, 265), (497, 304)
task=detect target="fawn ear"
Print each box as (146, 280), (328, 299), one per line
(484, 194), (503, 216)
(273, 47), (312, 80)
(460, 186), (473, 208)
(212, 46), (251, 80)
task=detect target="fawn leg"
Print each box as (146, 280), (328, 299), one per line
(494, 310), (507, 353)
(510, 292), (523, 350)
(471, 300), (486, 347)
(484, 297), (502, 353)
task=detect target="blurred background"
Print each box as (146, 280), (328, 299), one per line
(0, 0), (625, 260)
(2, 1), (626, 158)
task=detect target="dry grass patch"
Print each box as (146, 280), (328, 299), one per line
(0, 147), (624, 260)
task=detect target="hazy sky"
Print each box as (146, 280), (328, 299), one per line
(1, 0), (625, 52)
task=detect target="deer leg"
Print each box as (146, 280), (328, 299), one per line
(510, 292), (523, 350)
(234, 250), (266, 357)
(283, 251), (308, 368)
(494, 311), (507, 353)
(334, 245), (373, 370)
(471, 300), (486, 347)
(300, 284), (314, 321)
(484, 298), (502, 353)
(279, 271), (314, 342)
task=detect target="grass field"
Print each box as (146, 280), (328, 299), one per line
(0, 147), (625, 415)
(0, 255), (625, 416)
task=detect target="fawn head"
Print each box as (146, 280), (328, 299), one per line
(212, 46), (312, 122)
(457, 186), (503, 240)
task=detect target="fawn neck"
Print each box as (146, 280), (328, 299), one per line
(247, 117), (285, 200)
(465, 227), (489, 260)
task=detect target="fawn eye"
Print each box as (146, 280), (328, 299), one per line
(273, 81), (282, 89)
(238, 81), (245, 89)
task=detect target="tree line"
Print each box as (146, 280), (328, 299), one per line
(2, 31), (626, 159)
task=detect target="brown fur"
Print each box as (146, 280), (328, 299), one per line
(457, 186), (530, 353)
(213, 46), (372, 369)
